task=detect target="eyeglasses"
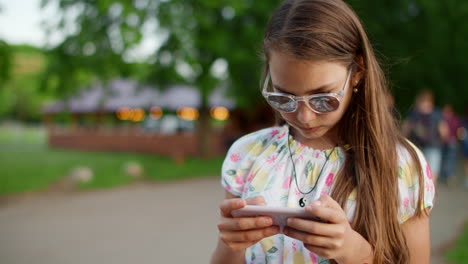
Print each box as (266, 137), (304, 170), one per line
(262, 68), (353, 114)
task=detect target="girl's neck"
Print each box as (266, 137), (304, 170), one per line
(289, 126), (340, 150)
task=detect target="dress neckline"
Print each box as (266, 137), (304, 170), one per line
(283, 125), (341, 156)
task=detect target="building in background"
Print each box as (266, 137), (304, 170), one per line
(42, 79), (241, 160)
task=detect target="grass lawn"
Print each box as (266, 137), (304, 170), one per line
(0, 124), (224, 195)
(445, 221), (468, 263)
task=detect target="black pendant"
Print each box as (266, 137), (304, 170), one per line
(299, 197), (306, 207)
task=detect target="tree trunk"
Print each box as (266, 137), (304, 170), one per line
(197, 105), (211, 158)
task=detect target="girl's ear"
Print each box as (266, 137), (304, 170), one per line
(353, 56), (365, 85)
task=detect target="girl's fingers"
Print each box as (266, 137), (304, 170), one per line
(303, 244), (333, 260)
(218, 215), (274, 231)
(219, 196), (266, 218)
(220, 198), (246, 217)
(221, 226), (280, 242)
(284, 227), (343, 249)
(245, 196), (266, 206)
(305, 203), (346, 224)
(286, 217), (345, 238)
(223, 241), (260, 251)
(315, 194), (342, 210)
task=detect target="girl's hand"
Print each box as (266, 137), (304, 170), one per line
(283, 195), (372, 263)
(217, 196), (280, 252)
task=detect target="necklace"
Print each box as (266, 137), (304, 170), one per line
(287, 130), (336, 207)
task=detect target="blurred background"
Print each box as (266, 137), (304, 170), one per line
(0, 0), (467, 263)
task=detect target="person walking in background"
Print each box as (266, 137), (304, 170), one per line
(439, 104), (461, 185)
(403, 90), (448, 182)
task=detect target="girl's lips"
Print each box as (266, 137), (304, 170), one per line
(300, 126), (321, 132)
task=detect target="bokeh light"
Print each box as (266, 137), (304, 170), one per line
(177, 107), (199, 121)
(131, 108), (145, 122)
(150, 106), (163, 120)
(210, 106), (230, 121)
(116, 107), (132, 120)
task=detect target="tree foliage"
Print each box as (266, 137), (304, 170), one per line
(150, 0), (282, 155)
(0, 3), (12, 85)
(0, 40), (12, 85)
(151, 0), (281, 108)
(0, 45), (47, 121)
(39, 0), (150, 96)
(349, 0), (468, 114)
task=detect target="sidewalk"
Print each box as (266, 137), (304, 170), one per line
(0, 178), (225, 263)
(0, 177), (466, 263)
(430, 183), (468, 264)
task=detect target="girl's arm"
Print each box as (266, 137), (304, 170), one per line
(210, 192), (246, 264)
(401, 210), (431, 263)
(210, 192), (280, 264)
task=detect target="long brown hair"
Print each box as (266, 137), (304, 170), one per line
(262, 0), (426, 263)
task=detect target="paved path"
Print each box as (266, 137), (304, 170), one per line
(430, 182), (468, 264)
(0, 178), (225, 264)
(0, 177), (467, 264)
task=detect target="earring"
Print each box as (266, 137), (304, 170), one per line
(353, 80), (359, 93)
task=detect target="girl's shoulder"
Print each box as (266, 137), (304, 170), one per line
(396, 140), (432, 182)
(227, 125), (288, 154)
(396, 140), (427, 168)
(396, 140), (435, 222)
(221, 125), (287, 196)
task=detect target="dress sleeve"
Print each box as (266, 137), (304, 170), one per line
(221, 130), (267, 196)
(397, 142), (436, 223)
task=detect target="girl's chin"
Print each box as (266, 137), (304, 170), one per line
(294, 125), (328, 139)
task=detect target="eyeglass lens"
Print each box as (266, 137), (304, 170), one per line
(267, 95), (340, 113)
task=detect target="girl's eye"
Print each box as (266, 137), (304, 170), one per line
(309, 96), (340, 112)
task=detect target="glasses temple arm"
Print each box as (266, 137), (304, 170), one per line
(262, 73), (270, 95)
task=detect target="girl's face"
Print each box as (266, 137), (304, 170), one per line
(268, 50), (355, 147)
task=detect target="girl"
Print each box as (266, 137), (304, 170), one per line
(211, 0), (434, 263)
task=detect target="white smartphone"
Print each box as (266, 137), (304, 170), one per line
(231, 205), (322, 228)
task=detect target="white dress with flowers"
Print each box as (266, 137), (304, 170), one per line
(221, 125), (435, 264)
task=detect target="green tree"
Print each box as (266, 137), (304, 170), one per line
(0, 40), (12, 85)
(1, 45), (48, 121)
(349, 0), (468, 114)
(39, 0), (149, 97)
(151, 0), (281, 156)
(0, 2), (12, 85)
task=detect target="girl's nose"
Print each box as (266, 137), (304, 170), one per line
(296, 101), (317, 124)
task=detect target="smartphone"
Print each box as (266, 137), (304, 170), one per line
(231, 205), (322, 228)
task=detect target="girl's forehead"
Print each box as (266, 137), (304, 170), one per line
(268, 51), (348, 89)
(269, 50), (346, 73)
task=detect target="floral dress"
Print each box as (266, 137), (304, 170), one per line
(221, 125), (435, 264)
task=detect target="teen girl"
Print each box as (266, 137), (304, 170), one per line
(211, 0), (434, 263)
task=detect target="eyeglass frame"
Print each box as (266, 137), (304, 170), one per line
(261, 66), (354, 114)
